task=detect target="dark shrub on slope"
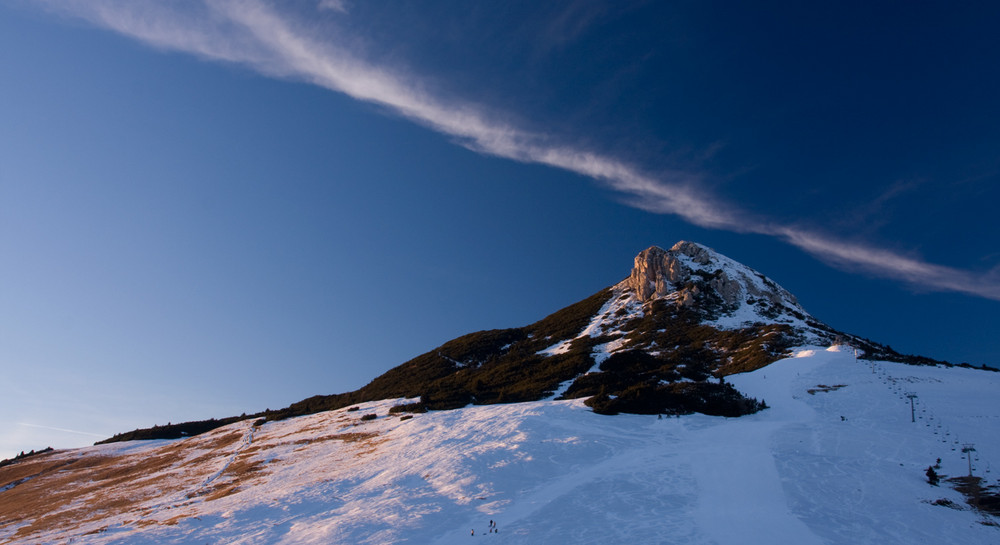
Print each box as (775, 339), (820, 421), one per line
(586, 382), (766, 417)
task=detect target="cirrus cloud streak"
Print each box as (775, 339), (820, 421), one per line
(34, 0), (1000, 301)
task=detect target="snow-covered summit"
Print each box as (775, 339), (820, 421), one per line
(623, 242), (817, 331)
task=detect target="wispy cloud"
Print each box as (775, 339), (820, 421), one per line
(316, 0), (348, 14)
(17, 422), (107, 439)
(768, 227), (1000, 300)
(33, 0), (1000, 301)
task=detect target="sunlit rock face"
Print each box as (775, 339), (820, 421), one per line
(627, 245), (685, 301)
(624, 241), (807, 324)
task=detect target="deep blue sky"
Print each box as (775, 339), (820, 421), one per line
(2, 1), (998, 458)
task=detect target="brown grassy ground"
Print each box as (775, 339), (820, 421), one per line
(0, 412), (388, 542)
(0, 427), (248, 540)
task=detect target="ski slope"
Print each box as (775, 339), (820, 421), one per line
(1, 346), (997, 544)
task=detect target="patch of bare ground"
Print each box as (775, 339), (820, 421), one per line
(346, 432), (387, 458)
(203, 483), (241, 502)
(162, 514), (192, 526)
(0, 429), (248, 540)
(806, 384), (847, 395)
(947, 476), (1000, 517)
(0, 422), (389, 540)
(225, 457), (267, 479)
(196, 457), (269, 503)
(280, 431), (385, 459)
(267, 416), (349, 441)
(293, 431), (379, 446)
(925, 497), (962, 509)
(184, 428), (273, 503)
(190, 429), (244, 452)
(0, 450), (183, 540)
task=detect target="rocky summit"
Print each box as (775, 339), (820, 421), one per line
(627, 242), (809, 326)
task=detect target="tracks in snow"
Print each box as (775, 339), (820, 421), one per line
(199, 421), (257, 491)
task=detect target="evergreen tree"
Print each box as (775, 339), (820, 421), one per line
(926, 465), (940, 486)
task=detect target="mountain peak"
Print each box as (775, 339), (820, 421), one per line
(627, 242), (710, 301)
(625, 241), (808, 329)
(90, 241), (931, 446)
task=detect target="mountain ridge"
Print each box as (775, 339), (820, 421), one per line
(94, 241), (954, 444)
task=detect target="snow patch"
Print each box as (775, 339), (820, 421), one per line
(537, 286), (643, 359)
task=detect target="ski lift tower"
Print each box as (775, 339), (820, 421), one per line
(962, 444), (976, 477)
(905, 393), (917, 423)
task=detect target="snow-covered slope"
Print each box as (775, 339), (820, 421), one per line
(3, 348), (997, 544)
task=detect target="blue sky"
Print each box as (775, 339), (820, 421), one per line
(2, 0), (998, 459)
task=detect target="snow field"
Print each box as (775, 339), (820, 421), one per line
(5, 347), (999, 544)
(730, 346), (1000, 544)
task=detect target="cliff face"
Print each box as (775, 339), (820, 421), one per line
(624, 242), (809, 328)
(627, 244), (689, 301)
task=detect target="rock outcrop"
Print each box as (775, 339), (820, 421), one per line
(627, 245), (685, 301)
(624, 241), (807, 325)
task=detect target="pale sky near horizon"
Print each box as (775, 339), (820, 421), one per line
(2, 1), (999, 459)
